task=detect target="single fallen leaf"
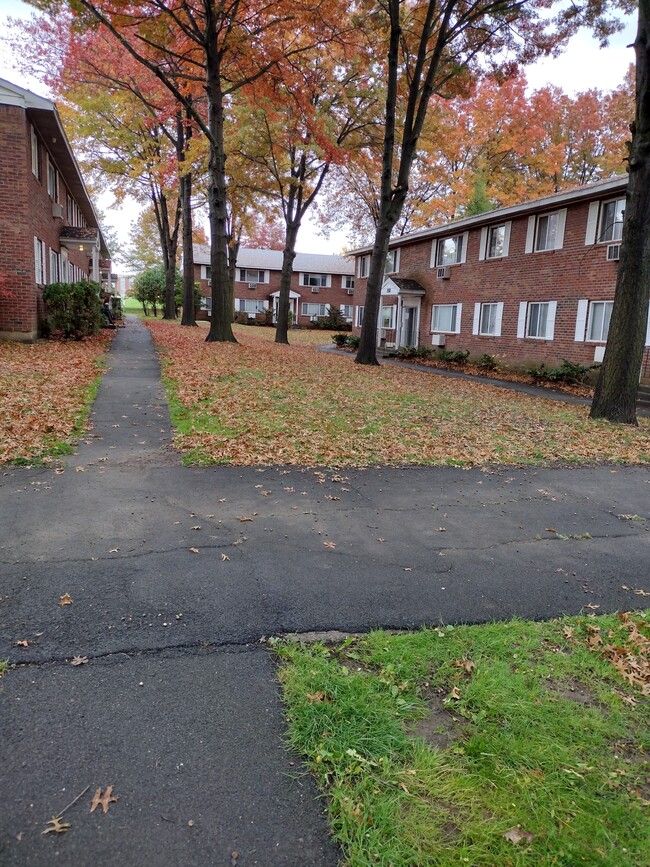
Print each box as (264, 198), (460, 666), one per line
(108, 548), (119, 553)
(58, 593), (73, 606)
(189, 547), (200, 554)
(634, 588), (650, 597)
(306, 691), (327, 702)
(42, 816), (71, 835)
(546, 527), (556, 532)
(191, 526), (202, 530)
(323, 541), (336, 549)
(260, 491), (271, 496)
(238, 516), (253, 522)
(503, 827), (534, 845)
(325, 495), (340, 501)
(403, 567), (412, 572)
(90, 786), (119, 814)
(585, 603), (600, 610)
(221, 553), (230, 561)
(219, 498), (227, 502)
(71, 656), (88, 666)
(377, 537), (385, 542)
(75, 466), (86, 472)
(436, 527), (446, 532)
(16, 639), (30, 647)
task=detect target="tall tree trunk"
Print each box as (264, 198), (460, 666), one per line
(179, 111), (196, 327)
(590, 0), (650, 424)
(153, 188), (180, 320)
(205, 44), (236, 343)
(275, 221), (299, 344)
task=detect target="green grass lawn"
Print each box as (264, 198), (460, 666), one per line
(275, 612), (650, 866)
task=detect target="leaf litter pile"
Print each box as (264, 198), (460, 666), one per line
(149, 322), (650, 467)
(276, 611), (650, 865)
(0, 335), (111, 464)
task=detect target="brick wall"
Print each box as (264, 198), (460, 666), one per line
(353, 196), (647, 369)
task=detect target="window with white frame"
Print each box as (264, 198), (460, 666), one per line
(342, 274), (354, 289)
(487, 225), (506, 258)
(385, 249), (399, 274)
(527, 210), (567, 252)
(301, 273), (328, 288)
(517, 300), (556, 340)
(435, 235), (464, 266)
(34, 238), (46, 284)
(479, 303), (500, 336)
(49, 249), (60, 283)
(238, 269), (266, 284)
(31, 126), (39, 177)
(357, 255), (370, 278)
(301, 302), (329, 319)
(47, 158), (58, 201)
(200, 296), (212, 311)
(355, 306), (365, 327)
(599, 198), (625, 243)
(339, 304), (353, 320)
(380, 306), (396, 328)
(431, 303), (460, 333)
(587, 301), (613, 342)
(236, 299), (268, 314)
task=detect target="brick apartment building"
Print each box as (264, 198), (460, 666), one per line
(0, 77), (110, 341)
(194, 246), (355, 327)
(351, 176), (650, 374)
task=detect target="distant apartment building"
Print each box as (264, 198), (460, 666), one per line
(0, 77), (110, 341)
(351, 176), (650, 375)
(194, 246), (355, 327)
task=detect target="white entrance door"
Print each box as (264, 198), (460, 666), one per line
(400, 304), (419, 347)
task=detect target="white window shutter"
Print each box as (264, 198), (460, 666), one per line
(525, 216), (536, 254)
(34, 237), (40, 283)
(585, 202), (599, 245)
(645, 301), (650, 346)
(326, 274), (332, 288)
(478, 227), (487, 261)
(200, 265), (206, 280)
(545, 301), (557, 340)
(575, 299), (589, 342)
(455, 303), (462, 334)
(472, 302), (481, 335)
(430, 240), (437, 268)
(555, 208), (568, 249)
(394, 248), (400, 271)
(517, 302), (527, 338)
(503, 222), (512, 257)
(495, 302), (504, 337)
(460, 232), (469, 264)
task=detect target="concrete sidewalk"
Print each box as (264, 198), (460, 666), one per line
(1, 318), (649, 865)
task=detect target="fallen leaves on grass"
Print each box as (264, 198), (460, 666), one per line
(0, 334), (111, 464)
(147, 322), (650, 467)
(568, 612), (650, 696)
(503, 827), (535, 845)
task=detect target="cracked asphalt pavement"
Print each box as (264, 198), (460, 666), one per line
(1, 318), (649, 865)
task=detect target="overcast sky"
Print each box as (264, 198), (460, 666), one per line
(0, 0), (638, 260)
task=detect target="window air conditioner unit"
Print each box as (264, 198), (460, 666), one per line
(346, 288), (354, 295)
(431, 333), (446, 347)
(52, 202), (64, 218)
(311, 287), (320, 293)
(606, 244), (621, 261)
(436, 266), (451, 279)
(247, 282), (258, 289)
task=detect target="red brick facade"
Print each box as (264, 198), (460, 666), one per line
(194, 247), (355, 328)
(0, 79), (108, 341)
(352, 177), (650, 372)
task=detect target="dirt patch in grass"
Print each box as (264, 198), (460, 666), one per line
(545, 678), (604, 707)
(407, 690), (469, 750)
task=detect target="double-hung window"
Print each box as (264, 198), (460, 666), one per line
(357, 255), (370, 278)
(475, 302), (502, 336)
(599, 199), (625, 243)
(49, 249), (60, 283)
(431, 303), (461, 334)
(339, 304), (353, 320)
(517, 301), (556, 340)
(301, 302), (329, 319)
(342, 275), (354, 289)
(434, 234), (466, 267)
(34, 238), (46, 284)
(301, 273), (328, 288)
(238, 269), (266, 284)
(355, 306), (365, 328)
(31, 126), (39, 177)
(380, 306), (396, 329)
(47, 157), (58, 201)
(236, 299), (267, 314)
(587, 301), (613, 342)
(385, 249), (399, 274)
(526, 209), (567, 252)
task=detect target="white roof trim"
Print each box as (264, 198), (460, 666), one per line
(269, 289), (301, 298)
(0, 77), (53, 111)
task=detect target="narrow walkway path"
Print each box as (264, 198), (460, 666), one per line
(1, 320), (649, 865)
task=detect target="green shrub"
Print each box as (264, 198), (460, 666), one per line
(42, 280), (103, 339)
(332, 333), (349, 347)
(346, 334), (360, 349)
(437, 348), (470, 365)
(527, 359), (595, 385)
(311, 306), (352, 331)
(394, 346), (435, 360)
(476, 353), (498, 370)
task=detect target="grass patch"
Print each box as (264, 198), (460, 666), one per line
(148, 321), (650, 467)
(0, 334), (112, 465)
(275, 612), (650, 866)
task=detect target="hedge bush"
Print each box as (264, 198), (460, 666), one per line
(43, 280), (103, 339)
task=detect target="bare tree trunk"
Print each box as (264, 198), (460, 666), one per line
(205, 44), (236, 343)
(276, 221), (299, 344)
(179, 110), (197, 327)
(590, 0), (650, 424)
(152, 188), (180, 320)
